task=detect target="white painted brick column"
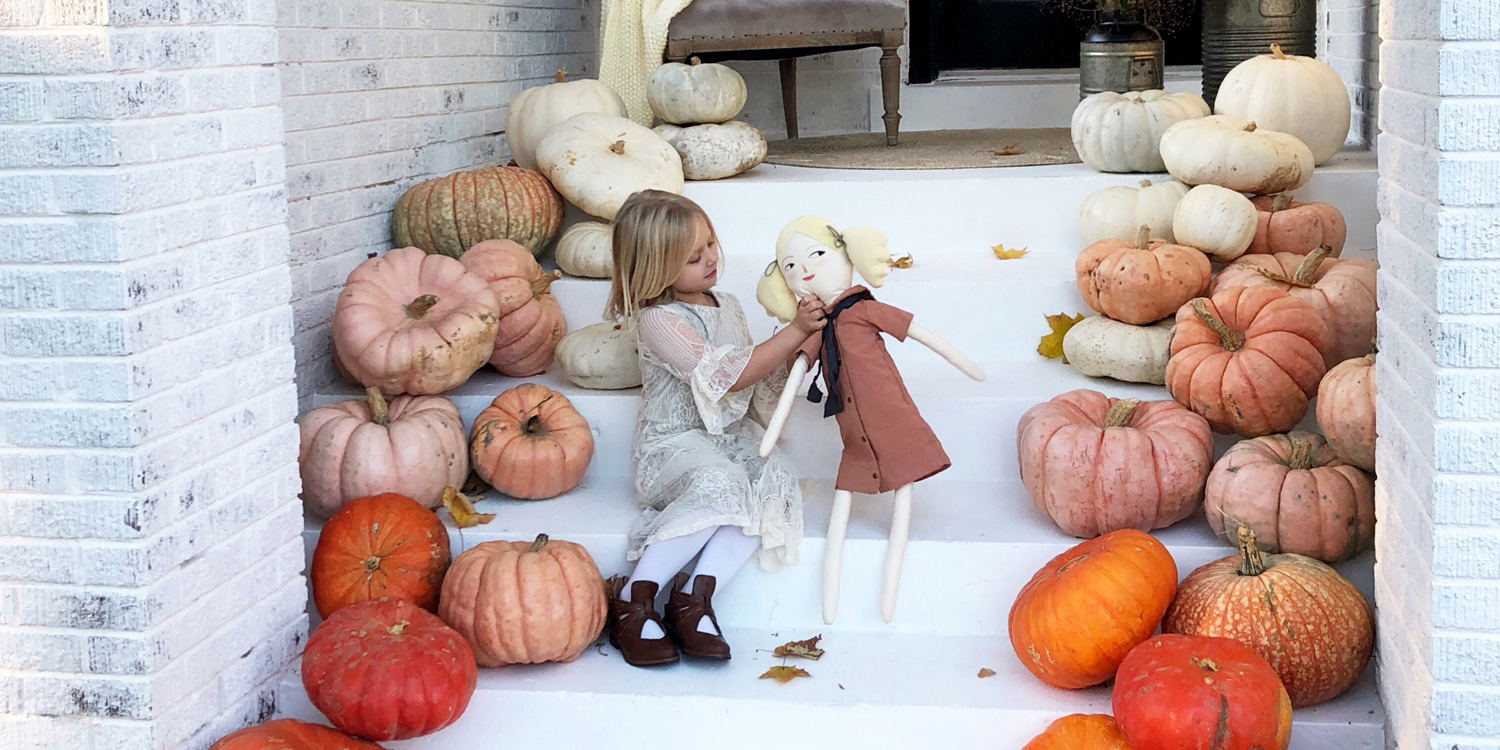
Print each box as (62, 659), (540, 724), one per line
(1375, 1), (1500, 747)
(0, 1), (306, 747)
(1320, 0), (1382, 147)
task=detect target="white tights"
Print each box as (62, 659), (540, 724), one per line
(622, 525), (760, 639)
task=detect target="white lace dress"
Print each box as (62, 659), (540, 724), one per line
(628, 293), (803, 571)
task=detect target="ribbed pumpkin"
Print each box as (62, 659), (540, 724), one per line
(1008, 529), (1178, 689)
(1210, 245), (1377, 368)
(470, 383), (593, 499)
(1248, 192), (1348, 256)
(1166, 287), (1328, 437)
(1017, 390), (1214, 539)
(1205, 431), (1374, 563)
(459, 240), (567, 377)
(1317, 354), (1376, 471)
(1164, 527), (1375, 707)
(302, 598), (476, 741)
(1075, 226), (1212, 325)
(310, 493), (452, 618)
(207, 719), (385, 750)
(439, 534), (608, 667)
(1021, 714), (1132, 750)
(391, 165), (563, 258)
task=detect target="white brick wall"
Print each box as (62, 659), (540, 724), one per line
(1320, 0), (1382, 147)
(1375, 0), (1500, 747)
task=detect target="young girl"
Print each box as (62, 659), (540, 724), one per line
(604, 190), (825, 667)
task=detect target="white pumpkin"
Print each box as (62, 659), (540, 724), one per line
(647, 59), (748, 125)
(555, 321), (641, 390)
(1076, 179), (1190, 246)
(1172, 184), (1258, 262)
(535, 113), (684, 220)
(1063, 316), (1175, 385)
(1070, 90), (1211, 173)
(653, 121), (767, 181)
(1214, 44), (1352, 165)
(1159, 115), (1314, 194)
(505, 69), (628, 171)
(556, 221), (613, 278)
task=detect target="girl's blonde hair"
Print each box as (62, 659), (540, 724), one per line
(606, 190), (718, 320)
(756, 216), (893, 323)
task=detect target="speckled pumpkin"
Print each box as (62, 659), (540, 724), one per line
(391, 165), (564, 258)
(1075, 226), (1212, 325)
(1317, 354), (1376, 471)
(469, 383), (593, 499)
(459, 240), (567, 377)
(1248, 192), (1347, 256)
(1210, 245), (1377, 368)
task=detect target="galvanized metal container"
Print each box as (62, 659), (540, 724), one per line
(1202, 0), (1316, 107)
(1079, 16), (1166, 99)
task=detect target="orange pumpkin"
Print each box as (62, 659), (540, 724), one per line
(1204, 431), (1374, 562)
(460, 240), (568, 377)
(1008, 529), (1178, 689)
(1210, 245), (1377, 367)
(1075, 226), (1212, 325)
(208, 719), (385, 750)
(310, 493), (452, 618)
(1164, 527), (1374, 707)
(1247, 192), (1347, 256)
(1165, 286), (1328, 437)
(1021, 714), (1132, 750)
(470, 383), (593, 499)
(439, 534), (608, 667)
(1017, 390), (1214, 539)
(1317, 354), (1376, 471)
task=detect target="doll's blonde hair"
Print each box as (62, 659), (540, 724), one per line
(756, 216), (893, 323)
(605, 190), (718, 320)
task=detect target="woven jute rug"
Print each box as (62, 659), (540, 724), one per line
(763, 127), (1081, 170)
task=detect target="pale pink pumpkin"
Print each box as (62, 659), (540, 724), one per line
(333, 246), (499, 395)
(1017, 389), (1215, 539)
(298, 387), (470, 518)
(1317, 355), (1376, 471)
(459, 240), (567, 377)
(1247, 192), (1348, 256)
(1204, 431), (1374, 562)
(1210, 246), (1376, 368)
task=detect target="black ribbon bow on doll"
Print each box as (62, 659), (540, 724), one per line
(807, 288), (874, 418)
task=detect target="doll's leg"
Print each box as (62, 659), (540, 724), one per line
(879, 484), (913, 624)
(625, 526), (716, 638)
(823, 490), (854, 625)
(683, 525), (760, 635)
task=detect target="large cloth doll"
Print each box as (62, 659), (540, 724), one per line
(756, 216), (985, 623)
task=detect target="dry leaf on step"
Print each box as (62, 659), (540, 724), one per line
(773, 635), (825, 660)
(1037, 313), (1084, 362)
(992, 146), (1025, 156)
(760, 666), (812, 683)
(991, 245), (1029, 260)
(442, 487), (496, 528)
(890, 254), (915, 269)
(977, 668), (996, 679)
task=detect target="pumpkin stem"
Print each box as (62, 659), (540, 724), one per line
(528, 533), (550, 553)
(1291, 245), (1333, 285)
(1103, 399), (1142, 428)
(610, 140), (626, 155)
(1243, 122), (1259, 133)
(1236, 526), (1267, 577)
(388, 620), (410, 636)
(1192, 656), (1222, 672)
(1287, 432), (1316, 470)
(555, 68), (567, 83)
(1134, 225), (1151, 250)
(1271, 192), (1295, 212)
(405, 294), (439, 320)
(365, 386), (390, 426)
(689, 55), (701, 66)
(531, 270), (561, 299)
(363, 555), (382, 574)
(1270, 43), (1287, 59)
(523, 414), (546, 436)
(1138, 179), (1153, 188)
(1189, 298), (1246, 352)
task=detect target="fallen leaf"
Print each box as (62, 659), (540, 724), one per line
(978, 668), (996, 679)
(991, 244), (1029, 260)
(890, 254), (915, 269)
(773, 635), (825, 660)
(992, 146), (1025, 156)
(442, 487), (496, 528)
(1037, 313), (1085, 362)
(760, 666), (811, 683)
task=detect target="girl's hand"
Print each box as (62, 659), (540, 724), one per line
(791, 295), (826, 336)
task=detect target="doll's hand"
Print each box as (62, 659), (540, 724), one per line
(791, 295), (826, 336)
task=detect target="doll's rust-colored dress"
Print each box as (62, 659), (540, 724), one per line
(797, 286), (951, 494)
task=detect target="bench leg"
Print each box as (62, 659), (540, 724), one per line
(779, 58), (798, 140)
(879, 44), (901, 146)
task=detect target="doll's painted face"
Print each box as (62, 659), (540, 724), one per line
(779, 232), (853, 306)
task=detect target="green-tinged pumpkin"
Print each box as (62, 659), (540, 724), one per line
(392, 165), (564, 258)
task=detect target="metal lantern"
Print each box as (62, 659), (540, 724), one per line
(1201, 0), (1317, 107)
(1079, 11), (1166, 99)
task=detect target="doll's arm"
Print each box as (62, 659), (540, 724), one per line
(759, 354), (811, 457)
(908, 321), (986, 382)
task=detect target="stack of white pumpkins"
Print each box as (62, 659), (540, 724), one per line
(649, 58), (768, 182)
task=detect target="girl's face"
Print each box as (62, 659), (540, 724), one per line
(670, 215), (720, 296)
(779, 232), (852, 305)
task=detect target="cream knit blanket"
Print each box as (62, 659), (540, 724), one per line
(598, 0), (695, 124)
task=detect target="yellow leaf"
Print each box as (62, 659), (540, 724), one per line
(760, 666), (811, 683)
(991, 244), (1029, 260)
(773, 635), (825, 661)
(1037, 313), (1084, 361)
(992, 146), (1026, 157)
(442, 487), (495, 528)
(977, 668), (996, 679)
(889, 253), (915, 269)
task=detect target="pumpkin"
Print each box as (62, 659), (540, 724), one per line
(1062, 317), (1175, 385)
(1248, 192), (1348, 256)
(1021, 714), (1131, 750)
(207, 719), (385, 750)
(470, 383), (593, 499)
(1204, 431), (1374, 562)
(439, 534), (608, 667)
(310, 493), (452, 618)
(1166, 287), (1328, 437)
(555, 221), (614, 278)
(1070, 90), (1211, 173)
(1008, 529), (1178, 689)
(333, 247), (499, 395)
(1210, 245), (1378, 367)
(1017, 391), (1213, 538)
(458, 240), (567, 377)
(556, 320), (642, 390)
(1112, 634), (1292, 750)
(1164, 526), (1374, 706)
(1159, 115), (1314, 194)
(1075, 226), (1212, 325)
(302, 598), (476, 741)
(535, 113), (684, 220)
(1076, 179), (1189, 246)
(506, 69), (628, 170)
(1317, 354), (1376, 471)
(1171, 184), (1258, 263)
(1214, 44), (1352, 165)
(653, 121), (767, 181)
(647, 58), (748, 125)
(390, 165), (563, 259)
(298, 388), (468, 518)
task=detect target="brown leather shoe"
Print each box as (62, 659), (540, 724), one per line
(606, 577), (679, 667)
(664, 573), (731, 660)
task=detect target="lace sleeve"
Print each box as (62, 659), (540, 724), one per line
(637, 307), (753, 434)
